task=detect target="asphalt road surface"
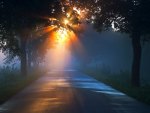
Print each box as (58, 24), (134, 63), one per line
(0, 70), (150, 113)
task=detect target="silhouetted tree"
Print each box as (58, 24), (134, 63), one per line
(80, 0), (150, 87)
(0, 0), (56, 75)
(0, 0), (82, 75)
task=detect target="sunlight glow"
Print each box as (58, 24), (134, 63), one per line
(73, 7), (81, 15)
(51, 28), (76, 48)
(56, 27), (69, 44)
(53, 26), (77, 46)
(49, 18), (57, 21)
(44, 2), (87, 70)
(46, 27), (77, 70)
(64, 19), (69, 25)
(73, 7), (87, 20)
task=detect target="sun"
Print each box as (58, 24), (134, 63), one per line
(64, 19), (69, 25)
(48, 2), (88, 46)
(55, 27), (69, 44)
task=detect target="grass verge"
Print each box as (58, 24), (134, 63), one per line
(83, 68), (150, 105)
(0, 70), (42, 105)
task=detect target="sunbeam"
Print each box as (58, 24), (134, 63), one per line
(43, 1), (88, 70)
(46, 27), (76, 70)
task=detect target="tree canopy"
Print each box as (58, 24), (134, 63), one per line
(82, 0), (150, 87)
(1, 0), (150, 86)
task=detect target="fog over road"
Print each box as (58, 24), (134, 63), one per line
(0, 70), (150, 113)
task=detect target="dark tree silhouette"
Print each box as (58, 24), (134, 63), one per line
(80, 0), (150, 87)
(0, 0), (56, 75)
(0, 0), (82, 75)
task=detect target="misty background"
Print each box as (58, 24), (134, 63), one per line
(0, 25), (150, 81)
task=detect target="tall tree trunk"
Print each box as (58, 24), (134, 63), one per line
(20, 38), (27, 76)
(131, 32), (142, 87)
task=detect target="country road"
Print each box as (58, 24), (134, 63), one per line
(0, 70), (150, 113)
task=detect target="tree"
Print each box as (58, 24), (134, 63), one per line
(0, 0), (83, 75)
(80, 0), (150, 87)
(0, 0), (56, 75)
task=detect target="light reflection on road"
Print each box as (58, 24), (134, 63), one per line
(0, 70), (150, 113)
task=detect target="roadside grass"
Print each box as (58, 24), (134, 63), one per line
(0, 67), (43, 105)
(82, 68), (150, 105)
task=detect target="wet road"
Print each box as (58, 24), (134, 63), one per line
(0, 70), (150, 113)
